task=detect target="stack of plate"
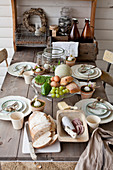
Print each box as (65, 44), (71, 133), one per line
(8, 62), (36, 77)
(75, 98), (113, 124)
(71, 64), (102, 80)
(0, 96), (31, 121)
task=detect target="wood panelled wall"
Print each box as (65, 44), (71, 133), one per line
(0, 0), (113, 101)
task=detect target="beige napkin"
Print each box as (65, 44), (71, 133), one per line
(75, 128), (113, 170)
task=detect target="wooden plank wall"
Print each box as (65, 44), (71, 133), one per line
(0, 0), (113, 102)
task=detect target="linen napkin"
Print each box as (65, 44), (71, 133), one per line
(75, 127), (113, 170)
(52, 42), (79, 57)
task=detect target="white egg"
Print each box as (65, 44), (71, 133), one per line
(34, 101), (41, 107)
(36, 68), (41, 72)
(84, 86), (91, 92)
(67, 57), (73, 61)
(44, 63), (50, 69)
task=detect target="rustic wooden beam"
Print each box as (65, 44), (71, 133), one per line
(11, 0), (17, 52)
(90, 0), (97, 38)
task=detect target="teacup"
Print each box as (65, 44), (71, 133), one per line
(23, 71), (34, 84)
(86, 115), (101, 132)
(10, 112), (24, 130)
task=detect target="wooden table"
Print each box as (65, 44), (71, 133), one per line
(0, 49), (113, 161)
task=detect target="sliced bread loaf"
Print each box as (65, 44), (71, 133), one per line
(28, 111), (57, 149)
(29, 111), (51, 139)
(32, 131), (52, 149)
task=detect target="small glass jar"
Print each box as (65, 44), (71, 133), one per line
(42, 47), (65, 72)
(59, 7), (72, 36)
(36, 51), (43, 66)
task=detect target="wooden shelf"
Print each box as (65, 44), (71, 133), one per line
(11, 0), (97, 51)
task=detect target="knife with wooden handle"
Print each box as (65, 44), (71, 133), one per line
(26, 123), (37, 160)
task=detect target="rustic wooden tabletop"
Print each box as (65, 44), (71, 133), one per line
(0, 49), (112, 161)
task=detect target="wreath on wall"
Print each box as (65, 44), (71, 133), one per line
(23, 8), (47, 33)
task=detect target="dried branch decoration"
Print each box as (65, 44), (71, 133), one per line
(23, 8), (47, 33)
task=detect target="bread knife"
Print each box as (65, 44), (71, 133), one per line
(26, 123), (37, 160)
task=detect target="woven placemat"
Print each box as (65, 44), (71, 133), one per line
(0, 162), (77, 170)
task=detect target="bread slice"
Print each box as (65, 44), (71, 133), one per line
(29, 112), (48, 130)
(49, 133), (58, 146)
(32, 131), (52, 149)
(31, 123), (51, 140)
(29, 111), (51, 139)
(66, 82), (80, 93)
(60, 76), (74, 86)
(47, 115), (56, 131)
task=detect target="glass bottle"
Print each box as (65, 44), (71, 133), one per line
(69, 18), (80, 42)
(81, 18), (93, 43)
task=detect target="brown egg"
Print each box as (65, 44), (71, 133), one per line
(51, 77), (54, 81)
(54, 76), (60, 82)
(51, 81), (60, 87)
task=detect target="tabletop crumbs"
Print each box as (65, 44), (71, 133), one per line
(34, 163), (42, 169)
(37, 165), (42, 169)
(0, 142), (3, 145)
(8, 138), (12, 143)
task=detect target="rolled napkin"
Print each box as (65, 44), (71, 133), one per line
(52, 42), (79, 57)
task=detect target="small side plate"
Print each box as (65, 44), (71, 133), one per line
(86, 102), (108, 115)
(2, 100), (23, 113)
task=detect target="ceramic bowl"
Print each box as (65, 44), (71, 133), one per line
(81, 85), (95, 99)
(30, 99), (45, 112)
(66, 58), (76, 67)
(33, 67), (45, 75)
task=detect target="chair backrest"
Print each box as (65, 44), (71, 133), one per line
(102, 50), (113, 88)
(0, 49), (8, 67)
(103, 50), (113, 64)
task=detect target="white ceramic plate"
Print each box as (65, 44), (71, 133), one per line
(76, 68), (98, 78)
(74, 98), (113, 124)
(1, 99), (27, 114)
(14, 64), (32, 72)
(72, 64), (102, 80)
(8, 62), (36, 77)
(0, 96), (31, 121)
(78, 65), (95, 76)
(86, 102), (108, 115)
(86, 107), (111, 119)
(72, 65), (99, 78)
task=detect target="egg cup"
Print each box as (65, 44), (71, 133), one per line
(32, 67), (45, 75)
(30, 99), (45, 112)
(66, 58), (76, 67)
(81, 85), (95, 99)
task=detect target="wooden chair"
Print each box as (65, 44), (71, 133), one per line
(101, 50), (113, 103)
(101, 50), (113, 89)
(0, 49), (8, 67)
